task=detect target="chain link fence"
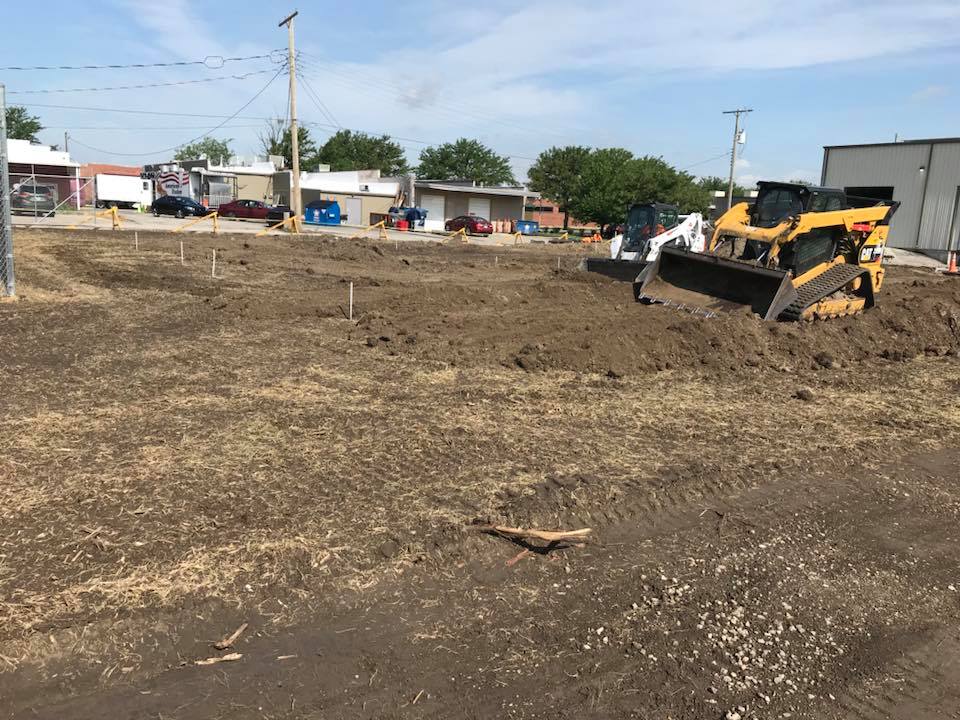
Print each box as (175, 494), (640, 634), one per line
(1, 84), (15, 296)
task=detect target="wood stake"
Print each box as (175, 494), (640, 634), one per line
(212, 249), (217, 278)
(180, 240), (184, 265)
(348, 281), (354, 321)
(134, 231), (139, 250)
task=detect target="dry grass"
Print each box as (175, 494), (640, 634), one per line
(2, 229), (959, 674)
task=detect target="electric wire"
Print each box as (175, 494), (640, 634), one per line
(66, 68), (285, 157)
(0, 52), (283, 72)
(8, 69), (278, 95)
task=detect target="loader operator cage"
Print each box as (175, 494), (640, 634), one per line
(623, 203), (680, 253)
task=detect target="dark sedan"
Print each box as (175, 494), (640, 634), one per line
(265, 205), (293, 225)
(151, 195), (209, 219)
(12, 184), (57, 216)
(444, 214), (493, 236)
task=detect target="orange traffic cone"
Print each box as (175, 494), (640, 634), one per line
(948, 251), (958, 274)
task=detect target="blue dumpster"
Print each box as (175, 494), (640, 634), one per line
(516, 220), (539, 235)
(304, 199), (341, 225)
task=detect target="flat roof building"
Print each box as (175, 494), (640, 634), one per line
(822, 138), (960, 260)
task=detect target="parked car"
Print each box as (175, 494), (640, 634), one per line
(444, 214), (493, 235)
(151, 195), (209, 219)
(11, 184), (56, 216)
(265, 204), (293, 225)
(217, 199), (271, 220)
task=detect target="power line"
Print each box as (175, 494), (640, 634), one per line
(42, 124), (267, 131)
(19, 102), (276, 121)
(681, 150), (732, 171)
(299, 75), (341, 130)
(8, 69), (278, 95)
(0, 52), (283, 72)
(67, 68), (285, 157)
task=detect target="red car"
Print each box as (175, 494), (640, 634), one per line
(445, 214), (493, 235)
(217, 199), (271, 219)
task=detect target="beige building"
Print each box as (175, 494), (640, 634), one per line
(272, 169), (400, 226)
(414, 181), (535, 231)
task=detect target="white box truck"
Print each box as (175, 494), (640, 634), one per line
(95, 174), (153, 210)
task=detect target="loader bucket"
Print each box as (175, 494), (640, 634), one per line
(634, 246), (799, 320)
(579, 257), (647, 282)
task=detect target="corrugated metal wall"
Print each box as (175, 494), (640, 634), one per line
(822, 144), (928, 250)
(917, 143), (960, 255)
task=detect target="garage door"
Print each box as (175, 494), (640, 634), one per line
(419, 194), (446, 230)
(468, 197), (491, 219)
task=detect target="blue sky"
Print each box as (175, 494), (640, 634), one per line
(3, 0), (959, 185)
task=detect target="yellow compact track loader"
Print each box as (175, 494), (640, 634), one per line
(634, 182), (899, 320)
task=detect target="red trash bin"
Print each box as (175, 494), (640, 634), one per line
(396, 220), (409, 230)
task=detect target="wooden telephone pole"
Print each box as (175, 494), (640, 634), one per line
(722, 108), (752, 209)
(279, 10), (301, 225)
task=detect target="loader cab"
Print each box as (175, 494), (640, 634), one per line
(750, 182), (847, 228)
(623, 203), (680, 253)
(749, 182), (850, 275)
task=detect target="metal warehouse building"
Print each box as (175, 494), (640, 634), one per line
(821, 138), (960, 261)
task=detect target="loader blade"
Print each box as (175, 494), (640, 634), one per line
(579, 257), (647, 282)
(634, 246), (798, 320)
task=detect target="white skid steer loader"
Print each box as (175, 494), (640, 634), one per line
(582, 203), (707, 281)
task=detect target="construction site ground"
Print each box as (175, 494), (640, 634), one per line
(2, 228), (960, 720)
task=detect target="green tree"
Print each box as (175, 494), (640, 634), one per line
(698, 175), (749, 198)
(174, 137), (233, 162)
(259, 119), (319, 170)
(567, 150), (711, 230)
(417, 138), (516, 185)
(318, 130), (409, 175)
(5, 106), (43, 142)
(526, 145), (590, 229)
(566, 148), (636, 230)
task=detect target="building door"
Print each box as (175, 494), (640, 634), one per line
(468, 197), (491, 219)
(949, 186), (960, 256)
(344, 197), (362, 225)
(420, 194), (445, 230)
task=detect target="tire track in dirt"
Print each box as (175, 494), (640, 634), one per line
(835, 632), (960, 719)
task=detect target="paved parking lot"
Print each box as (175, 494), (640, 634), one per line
(12, 209), (530, 247)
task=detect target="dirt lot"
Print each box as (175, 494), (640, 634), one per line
(1, 228), (960, 720)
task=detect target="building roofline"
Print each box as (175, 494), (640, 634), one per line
(414, 181), (537, 198)
(824, 137), (960, 151)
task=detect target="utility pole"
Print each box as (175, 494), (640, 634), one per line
(279, 10), (301, 225)
(722, 108), (752, 209)
(64, 131), (69, 154)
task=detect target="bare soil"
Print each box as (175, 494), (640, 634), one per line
(2, 228), (960, 719)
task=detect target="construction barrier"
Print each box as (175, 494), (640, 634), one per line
(446, 227), (469, 244)
(256, 214), (303, 237)
(352, 220), (388, 242)
(67, 206), (122, 231)
(173, 211), (219, 235)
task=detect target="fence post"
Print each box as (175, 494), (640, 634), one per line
(0, 84), (15, 297)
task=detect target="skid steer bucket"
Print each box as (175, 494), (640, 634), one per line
(579, 257), (647, 282)
(634, 246), (799, 320)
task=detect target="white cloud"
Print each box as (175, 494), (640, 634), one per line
(53, 0), (960, 176)
(910, 84), (949, 102)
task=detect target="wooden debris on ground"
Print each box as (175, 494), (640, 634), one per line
(214, 622), (248, 650)
(195, 652), (243, 666)
(472, 524), (593, 544)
